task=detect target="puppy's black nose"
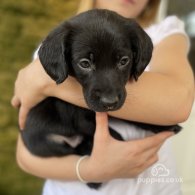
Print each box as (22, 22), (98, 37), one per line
(100, 96), (119, 109)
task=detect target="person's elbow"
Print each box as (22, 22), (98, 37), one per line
(173, 80), (194, 124)
(16, 149), (27, 173)
(16, 136), (33, 174)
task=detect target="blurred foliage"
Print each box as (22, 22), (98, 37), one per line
(0, 0), (79, 194)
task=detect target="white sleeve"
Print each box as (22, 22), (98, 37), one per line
(146, 16), (190, 51)
(32, 44), (41, 60)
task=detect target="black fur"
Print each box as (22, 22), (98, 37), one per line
(21, 9), (181, 189)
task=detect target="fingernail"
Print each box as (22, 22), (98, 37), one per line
(19, 124), (24, 130)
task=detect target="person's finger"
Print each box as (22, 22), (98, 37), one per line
(94, 112), (110, 141)
(133, 131), (174, 152)
(19, 106), (29, 130)
(136, 154), (159, 175)
(11, 96), (21, 108)
(139, 142), (162, 165)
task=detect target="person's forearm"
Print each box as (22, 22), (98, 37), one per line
(16, 136), (92, 181)
(47, 72), (194, 125)
(114, 71), (194, 124)
(17, 123), (173, 182)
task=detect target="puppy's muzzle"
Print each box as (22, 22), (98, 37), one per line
(86, 81), (126, 112)
(100, 95), (119, 110)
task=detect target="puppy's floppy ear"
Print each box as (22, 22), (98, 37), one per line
(38, 22), (71, 84)
(127, 20), (153, 81)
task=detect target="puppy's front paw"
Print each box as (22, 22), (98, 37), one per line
(87, 182), (102, 189)
(171, 125), (182, 134)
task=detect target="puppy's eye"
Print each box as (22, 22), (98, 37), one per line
(78, 58), (92, 69)
(118, 56), (130, 68)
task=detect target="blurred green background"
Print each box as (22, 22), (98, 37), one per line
(1, 0), (195, 195)
(0, 0), (79, 194)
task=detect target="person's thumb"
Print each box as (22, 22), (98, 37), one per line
(11, 96), (20, 108)
(94, 112), (110, 141)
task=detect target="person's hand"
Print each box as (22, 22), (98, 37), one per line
(81, 112), (174, 182)
(11, 58), (54, 129)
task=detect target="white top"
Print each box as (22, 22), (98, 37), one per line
(41, 16), (189, 195)
(145, 16), (189, 46)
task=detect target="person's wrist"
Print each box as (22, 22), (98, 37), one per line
(43, 79), (56, 97)
(79, 156), (103, 183)
(32, 58), (56, 97)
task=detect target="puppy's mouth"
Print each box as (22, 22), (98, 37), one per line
(84, 91), (127, 112)
(86, 103), (123, 112)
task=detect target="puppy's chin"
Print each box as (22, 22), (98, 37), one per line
(85, 101), (125, 112)
(84, 90), (127, 112)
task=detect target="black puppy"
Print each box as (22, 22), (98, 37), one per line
(21, 9), (181, 189)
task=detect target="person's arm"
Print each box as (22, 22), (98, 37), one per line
(44, 34), (195, 124)
(16, 113), (173, 181)
(12, 34), (194, 129)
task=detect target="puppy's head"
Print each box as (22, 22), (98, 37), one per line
(38, 9), (153, 112)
